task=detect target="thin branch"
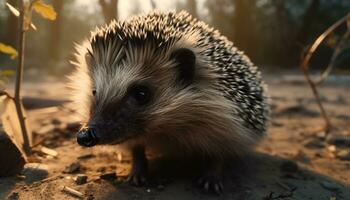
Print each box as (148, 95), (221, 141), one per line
(264, 187), (296, 200)
(299, 62), (331, 133)
(301, 13), (349, 71)
(15, 0), (31, 155)
(298, 14), (350, 134)
(0, 90), (14, 99)
(315, 16), (350, 84)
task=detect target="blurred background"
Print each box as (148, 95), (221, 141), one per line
(0, 0), (350, 77)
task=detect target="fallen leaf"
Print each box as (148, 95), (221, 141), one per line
(1, 96), (32, 156)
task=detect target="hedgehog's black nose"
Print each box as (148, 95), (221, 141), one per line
(77, 128), (98, 147)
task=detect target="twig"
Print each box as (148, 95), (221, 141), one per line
(40, 146), (58, 157)
(298, 13), (350, 134)
(263, 187), (296, 200)
(299, 63), (332, 133)
(301, 13), (349, 72)
(62, 186), (84, 198)
(0, 90), (14, 99)
(31, 137), (46, 148)
(40, 174), (63, 183)
(263, 192), (294, 200)
(315, 16), (350, 84)
(39, 184), (49, 196)
(15, 0), (31, 155)
(276, 181), (291, 191)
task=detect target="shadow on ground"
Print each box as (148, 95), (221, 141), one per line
(96, 151), (350, 200)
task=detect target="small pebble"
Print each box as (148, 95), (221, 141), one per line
(280, 160), (298, 173)
(117, 153), (123, 162)
(320, 180), (341, 191)
(77, 154), (94, 160)
(326, 135), (350, 147)
(100, 172), (117, 180)
(65, 122), (81, 131)
(327, 145), (337, 153)
(304, 138), (325, 149)
(337, 150), (350, 161)
(315, 131), (326, 139)
(51, 118), (61, 125)
(63, 162), (80, 174)
(97, 166), (106, 173)
(272, 121), (283, 127)
(22, 163), (49, 182)
(75, 174), (88, 185)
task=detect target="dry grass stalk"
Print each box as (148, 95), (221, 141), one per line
(299, 12), (350, 134)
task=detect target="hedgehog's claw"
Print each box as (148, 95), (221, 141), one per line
(197, 175), (224, 194)
(128, 145), (148, 186)
(127, 171), (147, 186)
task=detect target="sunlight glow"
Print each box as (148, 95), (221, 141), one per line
(75, 0), (176, 20)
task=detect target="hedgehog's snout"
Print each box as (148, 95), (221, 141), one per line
(77, 127), (99, 147)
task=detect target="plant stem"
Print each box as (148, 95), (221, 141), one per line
(297, 14), (350, 135)
(300, 64), (331, 134)
(15, 0), (31, 156)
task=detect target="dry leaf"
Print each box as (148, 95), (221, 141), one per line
(0, 43), (18, 59)
(1, 96), (32, 156)
(0, 96), (27, 176)
(32, 0), (57, 20)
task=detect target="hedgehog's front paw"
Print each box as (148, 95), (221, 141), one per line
(128, 145), (148, 186)
(197, 174), (224, 194)
(127, 168), (148, 186)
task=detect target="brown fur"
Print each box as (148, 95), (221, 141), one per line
(69, 11), (268, 161)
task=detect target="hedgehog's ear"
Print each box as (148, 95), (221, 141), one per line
(170, 48), (196, 86)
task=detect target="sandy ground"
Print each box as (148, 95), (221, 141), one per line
(1, 75), (350, 200)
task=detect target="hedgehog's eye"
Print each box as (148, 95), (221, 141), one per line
(129, 85), (151, 106)
(92, 89), (96, 96)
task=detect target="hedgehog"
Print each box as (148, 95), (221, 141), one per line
(69, 11), (269, 193)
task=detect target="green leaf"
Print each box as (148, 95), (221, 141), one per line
(32, 0), (57, 21)
(0, 43), (18, 59)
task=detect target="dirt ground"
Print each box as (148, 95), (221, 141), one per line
(1, 74), (350, 200)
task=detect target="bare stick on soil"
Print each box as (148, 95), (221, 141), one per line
(15, 0), (31, 155)
(62, 186), (84, 198)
